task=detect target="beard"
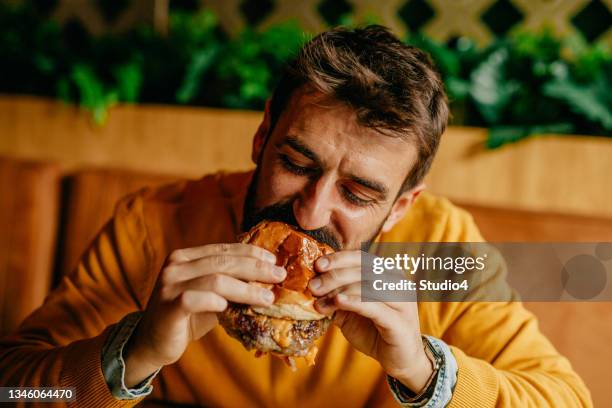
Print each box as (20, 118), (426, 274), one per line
(241, 167), (384, 251)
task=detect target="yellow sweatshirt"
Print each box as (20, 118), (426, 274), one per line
(0, 170), (592, 407)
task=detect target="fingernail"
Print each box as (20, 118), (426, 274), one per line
(309, 278), (321, 291)
(274, 267), (286, 279)
(315, 298), (326, 309)
(265, 252), (277, 264)
(262, 290), (274, 303)
(317, 257), (329, 270)
(315, 297), (333, 312)
(336, 293), (347, 302)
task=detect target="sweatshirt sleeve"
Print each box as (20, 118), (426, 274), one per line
(0, 191), (156, 408)
(441, 300), (592, 408)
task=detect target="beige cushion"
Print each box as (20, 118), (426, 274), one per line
(59, 168), (178, 276)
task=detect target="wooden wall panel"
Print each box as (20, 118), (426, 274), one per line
(0, 96), (257, 177)
(426, 127), (612, 219)
(1, 96), (611, 219)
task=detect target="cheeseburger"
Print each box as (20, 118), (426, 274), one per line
(219, 220), (334, 368)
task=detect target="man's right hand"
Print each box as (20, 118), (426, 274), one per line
(123, 243), (286, 387)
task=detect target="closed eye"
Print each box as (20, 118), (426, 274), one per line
(278, 154), (319, 177)
(341, 185), (375, 207)
(279, 152), (376, 207)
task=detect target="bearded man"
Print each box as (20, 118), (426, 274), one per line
(0, 26), (591, 408)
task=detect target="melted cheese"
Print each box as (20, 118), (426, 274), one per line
(271, 319), (293, 348)
(304, 346), (318, 366)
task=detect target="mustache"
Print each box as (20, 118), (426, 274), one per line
(242, 199), (342, 251)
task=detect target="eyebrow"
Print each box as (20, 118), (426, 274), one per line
(283, 136), (322, 166)
(281, 135), (389, 199)
(348, 175), (389, 198)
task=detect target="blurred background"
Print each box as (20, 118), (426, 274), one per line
(0, 0), (611, 406)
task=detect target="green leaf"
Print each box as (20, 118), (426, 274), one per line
(469, 47), (521, 124)
(446, 77), (470, 100)
(56, 78), (71, 103)
(176, 44), (219, 103)
(511, 29), (561, 62)
(543, 77), (612, 130)
(70, 64), (116, 124)
(113, 61), (143, 103)
(487, 122), (574, 149)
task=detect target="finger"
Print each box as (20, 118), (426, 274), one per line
(189, 312), (221, 339)
(332, 294), (398, 330)
(163, 255), (286, 284)
(175, 274), (275, 307)
(308, 266), (360, 296)
(168, 243), (276, 265)
(315, 250), (362, 272)
(176, 290), (228, 314)
(315, 282), (361, 315)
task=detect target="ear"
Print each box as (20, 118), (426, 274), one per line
(252, 99), (272, 164)
(381, 182), (425, 233)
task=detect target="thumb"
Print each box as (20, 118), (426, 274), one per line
(189, 312), (219, 340)
(333, 310), (354, 331)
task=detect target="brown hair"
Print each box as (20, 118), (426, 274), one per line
(269, 25), (448, 192)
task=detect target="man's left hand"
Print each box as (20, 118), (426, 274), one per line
(309, 250), (433, 394)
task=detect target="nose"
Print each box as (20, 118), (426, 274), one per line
(293, 175), (336, 231)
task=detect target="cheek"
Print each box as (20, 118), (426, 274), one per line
(337, 205), (373, 221)
(333, 205), (389, 247)
(256, 160), (305, 207)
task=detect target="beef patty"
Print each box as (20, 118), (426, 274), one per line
(219, 303), (331, 356)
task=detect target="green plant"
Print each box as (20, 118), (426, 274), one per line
(409, 29), (612, 148)
(209, 22), (307, 109)
(1, 2), (610, 147)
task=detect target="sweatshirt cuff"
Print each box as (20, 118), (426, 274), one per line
(388, 335), (458, 407)
(446, 345), (498, 407)
(101, 312), (160, 400)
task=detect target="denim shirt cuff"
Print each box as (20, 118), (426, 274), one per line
(101, 311), (160, 400)
(387, 335), (458, 407)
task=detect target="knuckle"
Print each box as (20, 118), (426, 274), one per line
(213, 255), (230, 270)
(251, 286), (269, 303)
(208, 274), (225, 292)
(161, 265), (178, 285)
(168, 249), (185, 263)
(248, 284), (261, 296)
(247, 244), (259, 256)
(254, 259), (266, 271)
(178, 292), (191, 311)
(211, 294), (228, 311)
(328, 269), (340, 284)
(159, 286), (174, 301)
(244, 284), (258, 298)
(218, 243), (231, 253)
(251, 291), (264, 303)
(250, 245), (269, 261)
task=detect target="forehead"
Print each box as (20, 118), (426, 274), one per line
(272, 91), (417, 190)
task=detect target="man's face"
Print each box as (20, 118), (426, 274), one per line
(242, 91), (419, 250)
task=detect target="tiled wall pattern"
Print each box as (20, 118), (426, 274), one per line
(17, 0), (612, 45)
